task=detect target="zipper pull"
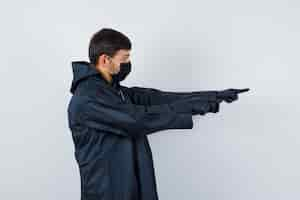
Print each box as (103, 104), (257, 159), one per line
(119, 89), (125, 102)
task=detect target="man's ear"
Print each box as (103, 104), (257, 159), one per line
(96, 54), (106, 66)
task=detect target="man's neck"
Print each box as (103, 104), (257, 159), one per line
(95, 65), (113, 85)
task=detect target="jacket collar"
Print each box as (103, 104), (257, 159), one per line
(70, 61), (121, 94)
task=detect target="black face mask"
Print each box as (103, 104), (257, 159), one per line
(112, 61), (132, 83)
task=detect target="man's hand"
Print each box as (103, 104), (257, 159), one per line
(217, 88), (250, 103)
(169, 96), (219, 115)
(208, 101), (220, 114)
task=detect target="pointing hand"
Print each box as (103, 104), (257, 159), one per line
(217, 88), (250, 103)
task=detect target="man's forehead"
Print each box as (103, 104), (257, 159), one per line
(117, 49), (131, 57)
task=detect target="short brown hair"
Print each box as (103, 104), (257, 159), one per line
(88, 28), (132, 65)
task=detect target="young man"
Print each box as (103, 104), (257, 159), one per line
(67, 28), (249, 200)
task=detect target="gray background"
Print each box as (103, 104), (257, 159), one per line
(1, 0), (299, 199)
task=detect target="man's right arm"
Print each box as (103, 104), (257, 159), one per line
(121, 85), (220, 106)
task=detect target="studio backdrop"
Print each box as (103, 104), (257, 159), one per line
(0, 0), (299, 199)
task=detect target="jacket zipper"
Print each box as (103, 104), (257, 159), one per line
(93, 76), (126, 102)
(119, 89), (125, 102)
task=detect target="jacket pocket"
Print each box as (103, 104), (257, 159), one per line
(80, 157), (111, 198)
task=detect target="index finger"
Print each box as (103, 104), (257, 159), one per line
(236, 88), (250, 93)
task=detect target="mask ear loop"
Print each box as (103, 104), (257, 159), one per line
(107, 55), (117, 75)
(107, 55), (113, 64)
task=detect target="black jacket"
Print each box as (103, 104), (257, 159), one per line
(67, 61), (219, 200)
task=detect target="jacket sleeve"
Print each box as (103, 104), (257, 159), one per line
(80, 95), (194, 138)
(121, 86), (219, 105)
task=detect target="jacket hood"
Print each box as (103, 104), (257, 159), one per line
(70, 61), (104, 94)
